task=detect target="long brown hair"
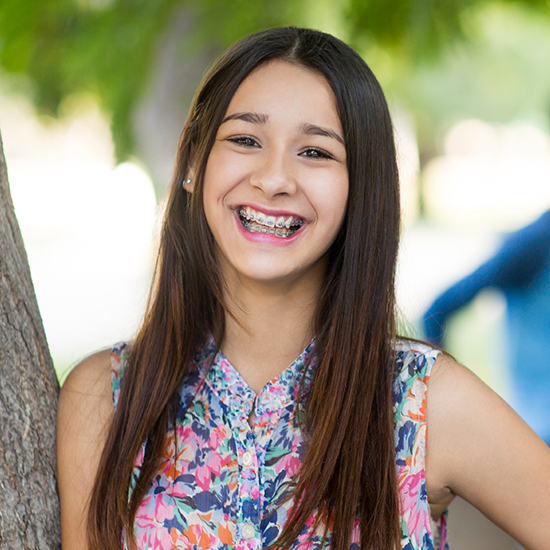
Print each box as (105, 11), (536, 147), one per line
(88, 26), (401, 550)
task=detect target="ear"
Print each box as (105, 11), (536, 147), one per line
(183, 146), (196, 193)
(183, 174), (195, 193)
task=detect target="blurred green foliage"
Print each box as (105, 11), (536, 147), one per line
(368, 3), (550, 157)
(0, 0), (549, 162)
(0, 0), (308, 160)
(346, 0), (549, 59)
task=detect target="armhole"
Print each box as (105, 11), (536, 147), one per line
(394, 342), (449, 549)
(393, 341), (440, 425)
(393, 340), (441, 471)
(111, 342), (129, 409)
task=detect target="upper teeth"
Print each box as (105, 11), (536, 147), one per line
(239, 206), (303, 229)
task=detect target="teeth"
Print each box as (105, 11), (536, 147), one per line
(238, 206), (303, 238)
(241, 220), (294, 238)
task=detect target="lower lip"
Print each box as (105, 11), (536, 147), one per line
(234, 211), (304, 245)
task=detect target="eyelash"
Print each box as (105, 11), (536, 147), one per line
(227, 136), (259, 147)
(226, 136), (334, 160)
(299, 147), (333, 160)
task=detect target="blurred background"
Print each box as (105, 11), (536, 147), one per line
(1, 1), (550, 546)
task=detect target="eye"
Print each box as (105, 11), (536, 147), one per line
(226, 135), (259, 148)
(299, 147), (334, 160)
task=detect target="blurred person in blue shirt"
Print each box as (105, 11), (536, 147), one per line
(423, 209), (550, 445)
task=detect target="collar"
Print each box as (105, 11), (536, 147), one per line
(194, 333), (317, 423)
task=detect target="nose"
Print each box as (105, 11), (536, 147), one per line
(249, 147), (297, 198)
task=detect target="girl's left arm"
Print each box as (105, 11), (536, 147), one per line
(426, 353), (550, 550)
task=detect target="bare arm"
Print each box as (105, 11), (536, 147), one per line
(57, 350), (114, 550)
(426, 354), (550, 550)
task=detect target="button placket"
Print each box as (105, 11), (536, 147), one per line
(235, 424), (262, 547)
(242, 523), (255, 539)
(242, 450), (254, 467)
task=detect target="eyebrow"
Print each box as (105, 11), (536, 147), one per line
(221, 112), (345, 146)
(299, 122), (345, 145)
(221, 112), (268, 125)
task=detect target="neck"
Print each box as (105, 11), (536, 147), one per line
(220, 272), (323, 394)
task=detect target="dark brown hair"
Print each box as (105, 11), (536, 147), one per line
(88, 26), (401, 550)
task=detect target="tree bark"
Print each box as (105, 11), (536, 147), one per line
(0, 131), (61, 548)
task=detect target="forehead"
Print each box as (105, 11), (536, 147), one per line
(225, 60), (342, 130)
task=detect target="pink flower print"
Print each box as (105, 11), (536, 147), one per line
(147, 526), (178, 550)
(179, 425), (198, 441)
(399, 469), (429, 539)
(135, 494), (153, 525)
(136, 528), (151, 550)
(195, 464), (212, 491)
(221, 452), (235, 468)
(155, 494), (176, 523)
(133, 499), (175, 550)
(250, 485), (260, 500)
(207, 450), (223, 476)
(195, 451), (223, 490)
(351, 517), (360, 544)
(208, 424), (229, 448)
(135, 444), (145, 467)
(305, 513), (315, 528)
(133, 493), (176, 550)
(274, 452), (301, 477)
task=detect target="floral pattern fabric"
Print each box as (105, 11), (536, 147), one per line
(111, 337), (448, 549)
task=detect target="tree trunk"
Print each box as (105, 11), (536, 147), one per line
(0, 131), (61, 548)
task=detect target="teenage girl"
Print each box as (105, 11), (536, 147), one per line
(57, 27), (550, 550)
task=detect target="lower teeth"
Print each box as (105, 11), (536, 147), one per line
(241, 217), (298, 238)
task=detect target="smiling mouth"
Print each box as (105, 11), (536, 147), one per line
(238, 206), (304, 238)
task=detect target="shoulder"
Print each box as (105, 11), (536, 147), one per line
(58, 349), (115, 451)
(60, 342), (129, 409)
(59, 348), (114, 409)
(426, 352), (490, 426)
(57, 349), (116, 550)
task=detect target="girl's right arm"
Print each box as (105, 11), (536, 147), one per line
(57, 350), (114, 550)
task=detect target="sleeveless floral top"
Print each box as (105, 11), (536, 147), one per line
(111, 336), (448, 550)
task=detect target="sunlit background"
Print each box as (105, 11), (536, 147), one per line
(1, 1), (550, 396)
(0, 93), (157, 377)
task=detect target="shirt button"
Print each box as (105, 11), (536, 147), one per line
(242, 524), (255, 539)
(242, 451), (253, 467)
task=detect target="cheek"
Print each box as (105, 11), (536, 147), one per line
(202, 156), (230, 212)
(315, 176), (349, 231)
(203, 153), (251, 213)
(206, 146), (250, 182)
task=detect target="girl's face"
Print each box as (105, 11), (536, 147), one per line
(201, 60), (348, 289)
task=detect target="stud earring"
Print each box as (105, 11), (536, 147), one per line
(183, 178), (192, 188)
